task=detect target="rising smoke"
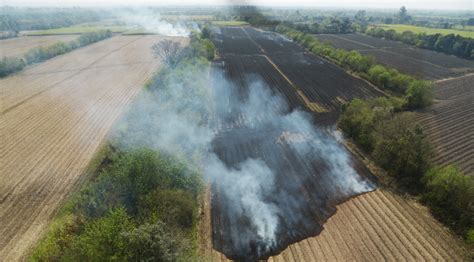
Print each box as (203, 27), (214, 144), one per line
(115, 7), (191, 36)
(110, 11), (374, 258)
(113, 57), (374, 259)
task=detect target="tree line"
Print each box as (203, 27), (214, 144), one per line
(338, 98), (474, 245)
(281, 18), (353, 34)
(0, 7), (105, 32)
(0, 30), (112, 78)
(276, 25), (433, 109)
(366, 27), (474, 59)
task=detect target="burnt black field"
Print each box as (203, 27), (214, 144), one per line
(208, 27), (381, 261)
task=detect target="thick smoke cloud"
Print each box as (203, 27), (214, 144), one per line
(113, 49), (374, 259)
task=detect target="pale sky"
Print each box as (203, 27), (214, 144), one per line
(2, 0), (473, 11)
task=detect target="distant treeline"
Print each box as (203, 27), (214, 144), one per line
(0, 30), (112, 78)
(31, 31), (216, 261)
(338, 98), (474, 245)
(0, 7), (106, 32)
(277, 25), (433, 109)
(366, 27), (474, 59)
(281, 19), (353, 34)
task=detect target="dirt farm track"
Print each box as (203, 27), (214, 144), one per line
(0, 35), (185, 260)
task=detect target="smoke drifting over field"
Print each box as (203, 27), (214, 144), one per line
(115, 57), (375, 259)
(117, 7), (191, 36)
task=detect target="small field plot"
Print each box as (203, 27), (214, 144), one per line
(314, 33), (474, 80)
(416, 74), (474, 175)
(0, 35), (78, 58)
(0, 35), (187, 260)
(374, 24), (474, 38)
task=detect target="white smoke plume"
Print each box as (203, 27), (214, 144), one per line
(112, 48), (374, 258)
(115, 7), (191, 36)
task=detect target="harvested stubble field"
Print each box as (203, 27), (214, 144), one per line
(315, 33), (474, 80)
(416, 74), (474, 175)
(0, 35), (79, 58)
(201, 26), (470, 261)
(0, 35), (187, 260)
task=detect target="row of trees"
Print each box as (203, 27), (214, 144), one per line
(0, 30), (112, 78)
(366, 27), (474, 59)
(338, 98), (473, 244)
(0, 7), (105, 32)
(276, 25), (433, 109)
(282, 17), (353, 34)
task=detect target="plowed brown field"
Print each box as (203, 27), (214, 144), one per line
(0, 35), (79, 58)
(200, 189), (470, 261)
(0, 35), (186, 260)
(416, 74), (474, 175)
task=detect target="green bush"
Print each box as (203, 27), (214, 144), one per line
(405, 80), (433, 109)
(64, 208), (134, 261)
(0, 56), (25, 77)
(422, 166), (474, 236)
(122, 221), (185, 261)
(339, 97), (401, 151)
(372, 113), (431, 187)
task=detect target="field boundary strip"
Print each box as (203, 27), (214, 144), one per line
(434, 72), (474, 83)
(1, 36), (145, 115)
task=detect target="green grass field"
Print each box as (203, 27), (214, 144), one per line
(374, 24), (474, 38)
(26, 25), (129, 35)
(212, 20), (249, 26)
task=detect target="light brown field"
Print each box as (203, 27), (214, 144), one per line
(0, 35), (79, 58)
(200, 188), (470, 261)
(0, 35), (187, 261)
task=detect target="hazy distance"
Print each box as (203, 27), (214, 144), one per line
(3, 0), (473, 11)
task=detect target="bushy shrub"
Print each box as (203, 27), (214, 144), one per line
(405, 80), (433, 109)
(0, 56), (25, 77)
(422, 165), (474, 237)
(372, 113), (431, 187)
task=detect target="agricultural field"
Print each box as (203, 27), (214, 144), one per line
(315, 33), (474, 80)
(0, 35), (186, 260)
(202, 26), (470, 260)
(201, 189), (469, 261)
(373, 24), (474, 38)
(0, 35), (78, 58)
(416, 74), (474, 175)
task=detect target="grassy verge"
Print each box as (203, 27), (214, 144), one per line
(373, 24), (474, 38)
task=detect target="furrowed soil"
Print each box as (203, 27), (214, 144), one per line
(0, 35), (187, 261)
(314, 33), (474, 80)
(416, 74), (474, 175)
(0, 35), (79, 58)
(201, 27), (470, 261)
